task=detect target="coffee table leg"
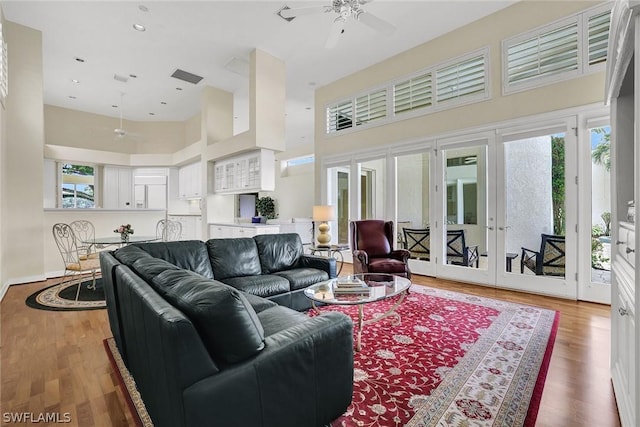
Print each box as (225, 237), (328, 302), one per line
(355, 291), (408, 352)
(356, 304), (364, 352)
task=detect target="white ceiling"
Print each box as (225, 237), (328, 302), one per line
(2, 0), (517, 149)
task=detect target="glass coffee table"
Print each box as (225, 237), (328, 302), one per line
(304, 273), (412, 351)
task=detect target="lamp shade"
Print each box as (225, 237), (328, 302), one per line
(313, 205), (335, 222)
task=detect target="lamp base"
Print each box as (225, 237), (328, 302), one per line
(316, 222), (331, 246)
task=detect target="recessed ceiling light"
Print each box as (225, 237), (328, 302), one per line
(133, 23), (146, 32)
(111, 104), (118, 108)
(176, 87), (183, 91)
(148, 112), (155, 116)
(74, 57), (85, 63)
(138, 5), (149, 12)
(308, 82), (316, 87)
(305, 106), (312, 110)
(71, 79), (80, 84)
(160, 101), (167, 105)
(68, 95), (77, 99)
(129, 74), (138, 78)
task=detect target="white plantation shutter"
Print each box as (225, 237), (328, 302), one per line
(506, 22), (579, 85)
(436, 55), (486, 103)
(0, 25), (6, 104)
(587, 10), (611, 66)
(327, 100), (353, 133)
(394, 72), (432, 115)
(355, 89), (387, 126)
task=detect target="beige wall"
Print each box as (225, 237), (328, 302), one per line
(45, 105), (187, 155)
(2, 20), (45, 287)
(314, 1), (605, 191)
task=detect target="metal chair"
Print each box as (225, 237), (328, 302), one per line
(403, 227), (430, 261)
(69, 220), (98, 260)
(521, 234), (566, 276)
(52, 223), (100, 301)
(446, 229), (479, 267)
(156, 219), (183, 241)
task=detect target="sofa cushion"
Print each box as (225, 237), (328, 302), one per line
(114, 244), (154, 265)
(152, 269), (265, 365)
(274, 268), (329, 291)
(221, 274), (290, 298)
(206, 238), (262, 280)
(131, 257), (182, 284)
(133, 241), (214, 279)
(241, 292), (279, 313)
(257, 305), (309, 337)
(254, 233), (303, 274)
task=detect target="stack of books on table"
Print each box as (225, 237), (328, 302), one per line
(334, 278), (370, 296)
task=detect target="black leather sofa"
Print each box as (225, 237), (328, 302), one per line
(99, 234), (354, 427)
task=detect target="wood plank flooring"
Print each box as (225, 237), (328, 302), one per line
(0, 266), (621, 426)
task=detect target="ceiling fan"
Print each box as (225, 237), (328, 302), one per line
(278, 0), (396, 48)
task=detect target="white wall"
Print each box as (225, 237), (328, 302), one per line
(505, 136), (554, 254)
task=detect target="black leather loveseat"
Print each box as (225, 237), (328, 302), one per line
(99, 234), (354, 427)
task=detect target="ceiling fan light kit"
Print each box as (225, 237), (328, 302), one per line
(277, 0), (395, 48)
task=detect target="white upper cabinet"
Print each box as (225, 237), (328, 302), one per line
(178, 162), (202, 199)
(103, 166), (132, 209)
(213, 149), (275, 194)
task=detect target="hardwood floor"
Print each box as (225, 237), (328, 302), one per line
(1, 267), (621, 427)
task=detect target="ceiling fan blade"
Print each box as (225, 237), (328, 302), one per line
(279, 5), (331, 19)
(325, 17), (346, 49)
(356, 10), (395, 35)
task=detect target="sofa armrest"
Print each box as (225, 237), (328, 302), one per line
(297, 254), (337, 278)
(183, 312), (354, 427)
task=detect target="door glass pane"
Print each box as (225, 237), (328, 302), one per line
(444, 147), (487, 269)
(590, 126), (611, 285)
(504, 133), (566, 278)
(396, 152), (430, 255)
(358, 158), (386, 219)
(328, 166), (350, 244)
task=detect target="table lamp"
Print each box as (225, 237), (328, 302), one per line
(313, 205), (335, 247)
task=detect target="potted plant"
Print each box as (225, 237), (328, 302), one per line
(255, 196), (277, 223)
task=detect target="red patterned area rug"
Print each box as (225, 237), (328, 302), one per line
(313, 285), (559, 427)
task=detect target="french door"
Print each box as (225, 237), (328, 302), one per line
(495, 119), (578, 298)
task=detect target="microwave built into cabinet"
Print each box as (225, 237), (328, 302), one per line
(213, 150), (275, 194)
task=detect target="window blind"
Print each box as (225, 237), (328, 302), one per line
(506, 22), (579, 85)
(355, 89), (387, 126)
(327, 100), (353, 133)
(587, 10), (611, 66)
(394, 72), (432, 115)
(436, 55), (486, 103)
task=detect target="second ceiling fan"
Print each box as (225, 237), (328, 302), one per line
(278, 0), (396, 48)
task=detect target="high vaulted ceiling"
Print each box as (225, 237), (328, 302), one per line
(2, 0), (517, 149)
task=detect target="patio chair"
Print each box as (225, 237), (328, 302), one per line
(52, 223), (100, 301)
(403, 228), (431, 261)
(521, 234), (566, 276)
(446, 229), (479, 268)
(156, 219), (183, 241)
(350, 220), (411, 278)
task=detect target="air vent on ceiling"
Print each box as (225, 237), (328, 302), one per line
(114, 74), (129, 83)
(170, 69), (203, 85)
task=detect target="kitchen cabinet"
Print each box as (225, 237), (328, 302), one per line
(606, 2), (640, 426)
(103, 166), (132, 209)
(209, 223), (280, 239)
(213, 149), (275, 194)
(169, 215), (202, 240)
(178, 162), (202, 199)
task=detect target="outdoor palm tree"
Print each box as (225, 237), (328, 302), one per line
(591, 129), (610, 171)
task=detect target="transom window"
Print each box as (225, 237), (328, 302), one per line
(503, 3), (611, 94)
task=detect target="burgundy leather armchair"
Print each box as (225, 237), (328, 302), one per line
(350, 220), (411, 279)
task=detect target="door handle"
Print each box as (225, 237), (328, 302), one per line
(486, 226), (494, 231)
(619, 307), (628, 316)
(626, 247), (635, 254)
(498, 226), (511, 231)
